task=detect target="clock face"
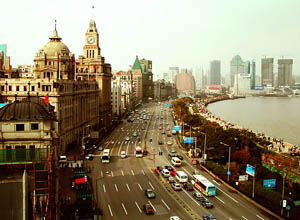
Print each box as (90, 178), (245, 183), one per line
(87, 36), (95, 44)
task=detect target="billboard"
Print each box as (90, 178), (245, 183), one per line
(246, 164), (255, 176)
(0, 44), (7, 65)
(184, 137), (193, 143)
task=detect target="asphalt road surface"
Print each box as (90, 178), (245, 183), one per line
(87, 102), (277, 220)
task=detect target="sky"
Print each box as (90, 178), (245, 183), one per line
(1, 0), (300, 79)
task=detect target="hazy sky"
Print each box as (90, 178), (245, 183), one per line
(1, 0), (300, 78)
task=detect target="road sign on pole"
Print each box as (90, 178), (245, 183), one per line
(184, 137), (193, 143)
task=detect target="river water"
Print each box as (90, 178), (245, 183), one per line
(207, 97), (300, 145)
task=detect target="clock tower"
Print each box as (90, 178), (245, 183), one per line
(83, 19), (101, 59)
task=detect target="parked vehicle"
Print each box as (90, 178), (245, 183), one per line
(171, 183), (182, 191)
(183, 182), (194, 191)
(161, 169), (170, 177)
(145, 189), (156, 199)
(143, 204), (154, 215)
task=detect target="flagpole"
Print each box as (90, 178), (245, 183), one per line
(58, 56), (61, 80)
(74, 60), (77, 80)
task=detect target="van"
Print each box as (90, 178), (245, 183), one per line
(121, 151), (127, 158)
(171, 157), (182, 167)
(161, 169), (170, 177)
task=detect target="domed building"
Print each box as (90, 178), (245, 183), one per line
(33, 23), (75, 80)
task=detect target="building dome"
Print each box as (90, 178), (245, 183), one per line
(0, 99), (54, 121)
(41, 27), (70, 56)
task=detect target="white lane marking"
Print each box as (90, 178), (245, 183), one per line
(182, 189), (201, 206)
(256, 215), (264, 220)
(183, 168), (192, 176)
(215, 196), (225, 204)
(216, 186), (239, 203)
(212, 179), (221, 186)
(126, 183), (131, 191)
(135, 201), (142, 213)
(161, 199), (170, 210)
(121, 170), (124, 176)
(103, 184), (106, 193)
(141, 169), (145, 175)
(108, 204), (113, 216)
(115, 184), (118, 192)
(138, 183), (143, 191)
(148, 200), (156, 212)
(122, 203), (128, 215)
(111, 171), (114, 177)
(242, 216), (248, 220)
(131, 170), (135, 176)
(118, 141), (123, 156)
(149, 181), (155, 190)
(101, 171), (103, 178)
(126, 142), (130, 155)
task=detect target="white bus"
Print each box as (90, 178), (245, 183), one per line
(191, 174), (216, 196)
(135, 146), (143, 158)
(102, 149), (111, 164)
(175, 171), (188, 183)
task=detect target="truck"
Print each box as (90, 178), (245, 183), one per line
(135, 146), (143, 158)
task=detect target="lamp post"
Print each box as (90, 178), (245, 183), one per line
(281, 171), (286, 215)
(200, 132), (207, 161)
(220, 142), (231, 182)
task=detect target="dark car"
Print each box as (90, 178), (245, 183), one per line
(201, 199), (214, 208)
(164, 165), (172, 171)
(145, 189), (156, 199)
(176, 155), (184, 160)
(158, 140), (163, 145)
(167, 133), (172, 137)
(143, 204), (154, 215)
(183, 182), (194, 191)
(156, 166), (163, 172)
(202, 214), (216, 220)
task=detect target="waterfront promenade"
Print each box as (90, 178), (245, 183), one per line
(194, 98), (300, 156)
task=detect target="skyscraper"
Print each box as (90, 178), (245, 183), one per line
(278, 59), (293, 87)
(261, 58), (274, 86)
(230, 55), (245, 87)
(250, 61), (256, 89)
(209, 60), (221, 85)
(169, 66), (179, 83)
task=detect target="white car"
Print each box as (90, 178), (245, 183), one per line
(125, 136), (130, 141)
(167, 141), (172, 146)
(120, 151), (127, 158)
(170, 216), (181, 220)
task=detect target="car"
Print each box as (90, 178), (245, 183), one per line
(120, 151), (127, 158)
(176, 155), (184, 160)
(171, 183), (182, 191)
(159, 127), (163, 130)
(143, 204), (154, 215)
(167, 141), (172, 146)
(168, 176), (176, 183)
(158, 140), (163, 145)
(85, 154), (93, 160)
(170, 168), (177, 176)
(170, 216), (181, 220)
(192, 192), (204, 201)
(145, 189), (156, 199)
(192, 170), (200, 175)
(170, 148), (176, 153)
(98, 146), (104, 151)
(161, 130), (166, 134)
(156, 166), (163, 172)
(161, 169), (170, 177)
(125, 136), (130, 141)
(164, 165), (172, 171)
(183, 182), (194, 191)
(168, 153), (176, 159)
(167, 133), (172, 137)
(201, 199), (214, 208)
(202, 214), (216, 220)
(166, 122), (169, 125)
(192, 159), (199, 165)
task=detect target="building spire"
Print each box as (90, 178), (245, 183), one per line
(49, 19), (62, 41)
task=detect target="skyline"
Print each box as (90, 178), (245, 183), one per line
(1, 0), (300, 77)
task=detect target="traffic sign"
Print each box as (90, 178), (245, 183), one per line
(263, 179), (276, 188)
(184, 137), (194, 143)
(173, 125), (181, 131)
(283, 200), (287, 208)
(246, 164), (255, 176)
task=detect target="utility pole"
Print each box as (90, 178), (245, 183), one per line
(281, 171), (286, 215)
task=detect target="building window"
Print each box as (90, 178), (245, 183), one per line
(31, 123), (39, 130)
(16, 124), (25, 131)
(31, 86), (35, 91)
(24, 86), (27, 91)
(1, 86), (4, 91)
(16, 86), (20, 91)
(42, 85), (51, 91)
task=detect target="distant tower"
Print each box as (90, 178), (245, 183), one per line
(209, 60), (221, 85)
(261, 58), (274, 87)
(278, 59), (293, 87)
(250, 61), (256, 89)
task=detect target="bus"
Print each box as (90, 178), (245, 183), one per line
(101, 149), (110, 164)
(175, 171), (188, 183)
(135, 146), (143, 158)
(191, 174), (216, 196)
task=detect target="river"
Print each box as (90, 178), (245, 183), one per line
(206, 97), (300, 146)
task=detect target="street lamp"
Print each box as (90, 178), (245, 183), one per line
(200, 132), (207, 161)
(220, 142), (231, 182)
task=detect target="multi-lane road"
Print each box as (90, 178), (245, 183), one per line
(87, 102), (277, 220)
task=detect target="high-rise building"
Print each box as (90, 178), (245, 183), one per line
(230, 55), (245, 87)
(245, 61), (251, 74)
(169, 66), (179, 83)
(209, 60), (221, 85)
(261, 58), (274, 86)
(163, 72), (169, 81)
(250, 61), (256, 89)
(174, 71), (195, 95)
(278, 59), (293, 87)
(194, 67), (204, 90)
